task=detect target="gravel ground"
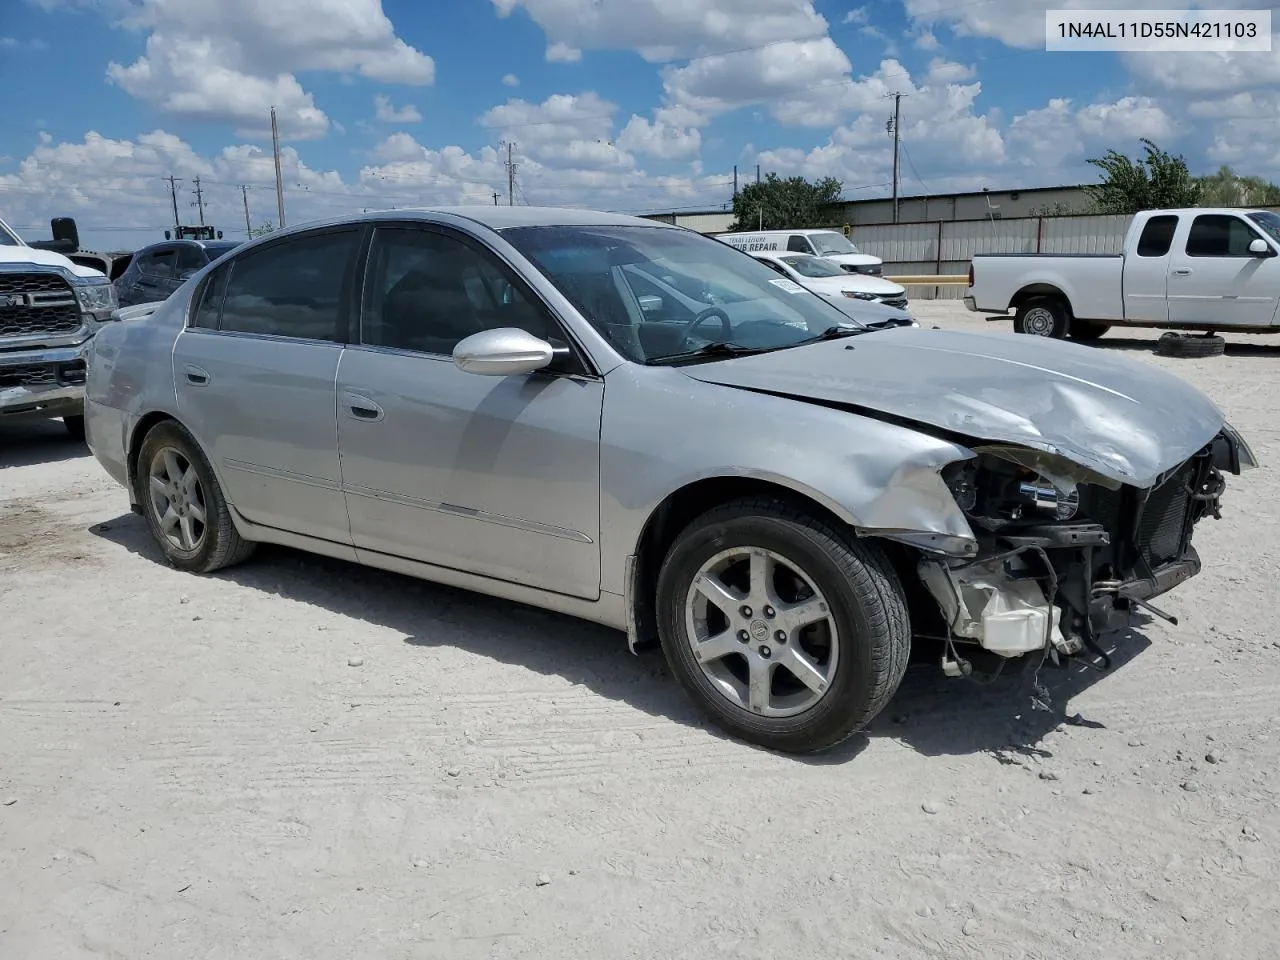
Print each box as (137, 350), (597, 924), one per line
(2, 303), (1278, 959)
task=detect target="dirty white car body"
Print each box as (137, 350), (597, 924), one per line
(82, 206), (1257, 753)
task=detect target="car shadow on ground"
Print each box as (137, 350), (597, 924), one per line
(0, 420), (89, 470)
(90, 511), (1154, 766)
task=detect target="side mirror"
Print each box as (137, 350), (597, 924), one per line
(51, 217), (80, 252)
(453, 327), (554, 377)
(1249, 237), (1272, 257)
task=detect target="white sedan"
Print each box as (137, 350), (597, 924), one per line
(751, 251), (909, 309)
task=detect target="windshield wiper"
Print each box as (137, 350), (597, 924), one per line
(646, 341), (774, 365)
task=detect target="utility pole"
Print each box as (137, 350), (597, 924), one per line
(192, 176), (206, 225)
(501, 141), (518, 206)
(492, 191), (500, 206)
(756, 164), (761, 184)
(241, 185), (252, 237)
(733, 164), (738, 198)
(270, 106), (287, 228)
(164, 175), (182, 229)
(885, 92), (906, 224)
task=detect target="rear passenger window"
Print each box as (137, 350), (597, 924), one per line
(218, 229), (359, 341)
(1136, 215), (1177, 257)
(1186, 214), (1262, 257)
(191, 263), (229, 329)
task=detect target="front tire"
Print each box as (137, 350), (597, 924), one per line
(1014, 297), (1069, 338)
(136, 420), (256, 573)
(655, 497), (911, 754)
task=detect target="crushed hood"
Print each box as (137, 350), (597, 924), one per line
(682, 326), (1227, 488)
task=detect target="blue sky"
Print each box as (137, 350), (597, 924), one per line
(0, 0), (1276, 251)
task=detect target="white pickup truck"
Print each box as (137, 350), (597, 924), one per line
(964, 207), (1280, 341)
(1, 214), (118, 440)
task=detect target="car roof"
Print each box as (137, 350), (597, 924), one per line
(252, 206), (682, 240)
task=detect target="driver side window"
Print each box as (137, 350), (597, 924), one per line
(361, 226), (580, 367)
(786, 235), (812, 253)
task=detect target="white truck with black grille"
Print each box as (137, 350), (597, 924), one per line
(0, 215), (118, 440)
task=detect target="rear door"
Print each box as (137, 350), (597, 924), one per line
(1121, 214), (1176, 324)
(172, 225), (363, 544)
(1168, 213), (1280, 327)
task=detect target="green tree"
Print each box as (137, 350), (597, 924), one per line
(729, 173), (844, 231)
(1085, 138), (1203, 214)
(248, 220), (276, 238)
(1195, 165), (1280, 207)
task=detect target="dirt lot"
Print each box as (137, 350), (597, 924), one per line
(2, 302), (1278, 959)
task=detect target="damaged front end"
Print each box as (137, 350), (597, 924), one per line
(917, 423), (1257, 677)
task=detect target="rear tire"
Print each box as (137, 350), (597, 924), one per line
(1013, 297), (1069, 338)
(63, 415), (86, 441)
(1068, 320), (1111, 342)
(655, 497), (911, 754)
(136, 420), (256, 573)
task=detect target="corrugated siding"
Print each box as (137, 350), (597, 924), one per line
(849, 213), (1137, 299)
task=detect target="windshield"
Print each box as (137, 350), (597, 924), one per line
(0, 218), (21, 246)
(1249, 211), (1280, 245)
(501, 224), (864, 364)
(809, 231), (861, 256)
(779, 254), (849, 278)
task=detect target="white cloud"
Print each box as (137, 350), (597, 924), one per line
(546, 41), (582, 62)
(1122, 40), (1280, 94)
(617, 114), (702, 160)
(1005, 95), (1178, 172)
(99, 0), (434, 138)
(842, 8), (868, 26)
(901, 0), (1182, 50)
(502, 73), (521, 86)
(493, 0), (830, 62)
(0, 128), (732, 252)
(373, 95), (422, 124)
(926, 58), (975, 83)
(478, 92), (632, 170)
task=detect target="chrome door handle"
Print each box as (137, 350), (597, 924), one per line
(1172, 268), (1192, 276)
(344, 392), (384, 422)
(184, 364), (210, 385)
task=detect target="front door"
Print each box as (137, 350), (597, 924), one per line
(335, 223), (604, 599)
(173, 226), (362, 544)
(1167, 212), (1280, 327)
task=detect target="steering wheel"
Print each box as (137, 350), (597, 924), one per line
(681, 306), (733, 347)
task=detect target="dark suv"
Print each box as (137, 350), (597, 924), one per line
(115, 238), (241, 307)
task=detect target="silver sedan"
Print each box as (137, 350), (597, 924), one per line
(83, 207), (1257, 753)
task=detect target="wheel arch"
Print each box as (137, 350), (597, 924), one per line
(624, 475), (942, 653)
(1009, 283), (1073, 315)
(126, 410), (189, 505)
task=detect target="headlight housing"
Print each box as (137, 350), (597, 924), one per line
(841, 290), (878, 300)
(72, 280), (118, 318)
(943, 447), (1111, 529)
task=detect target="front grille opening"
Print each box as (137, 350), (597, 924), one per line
(58, 360), (86, 385)
(0, 364), (58, 389)
(0, 272), (82, 339)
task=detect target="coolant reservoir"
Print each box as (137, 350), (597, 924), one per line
(982, 604), (1061, 657)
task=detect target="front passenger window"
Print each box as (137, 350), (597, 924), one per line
(786, 235), (812, 253)
(362, 227), (560, 356)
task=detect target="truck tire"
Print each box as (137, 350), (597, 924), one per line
(63, 415), (86, 442)
(1155, 331), (1225, 359)
(1068, 320), (1111, 342)
(1013, 297), (1069, 339)
(654, 497), (911, 754)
